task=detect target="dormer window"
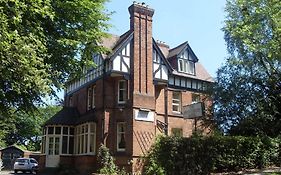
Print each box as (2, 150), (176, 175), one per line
(178, 49), (196, 75)
(178, 58), (195, 75)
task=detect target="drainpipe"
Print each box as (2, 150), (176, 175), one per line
(102, 60), (106, 144)
(164, 85), (168, 135)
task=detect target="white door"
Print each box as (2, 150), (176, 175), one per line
(46, 137), (60, 167)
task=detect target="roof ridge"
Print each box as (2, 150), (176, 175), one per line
(169, 41), (188, 52)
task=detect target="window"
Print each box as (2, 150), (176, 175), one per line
(153, 49), (160, 63)
(172, 92), (181, 113)
(69, 96), (73, 107)
(87, 85), (96, 110)
(178, 59), (184, 72)
(75, 123), (96, 155)
(43, 126), (74, 155)
(171, 128), (183, 137)
(61, 126), (74, 155)
(192, 94), (200, 104)
(117, 122), (126, 151)
(87, 87), (92, 110)
(178, 58), (195, 75)
(186, 61), (195, 74)
(92, 86), (96, 109)
(118, 80), (127, 104)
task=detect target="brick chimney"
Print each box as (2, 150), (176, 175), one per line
(129, 2), (155, 109)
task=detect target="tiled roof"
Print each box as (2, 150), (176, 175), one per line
(101, 30), (133, 59)
(168, 41), (188, 58)
(44, 107), (80, 126)
(0, 145), (24, 152)
(156, 41), (170, 58)
(76, 112), (97, 124)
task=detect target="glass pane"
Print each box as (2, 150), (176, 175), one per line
(69, 137), (74, 154)
(48, 127), (54, 134)
(85, 124), (88, 133)
(85, 134), (88, 153)
(119, 81), (124, 89)
(90, 123), (95, 133)
(90, 134), (95, 153)
(79, 136), (83, 154)
(118, 133), (126, 150)
(119, 90), (124, 101)
(55, 127), (61, 135)
(62, 136), (68, 154)
(63, 127), (68, 135)
(48, 137), (54, 155)
(70, 128), (74, 135)
(55, 137), (60, 155)
(173, 92), (180, 99)
(173, 105), (179, 112)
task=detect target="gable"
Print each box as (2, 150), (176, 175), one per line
(178, 44), (198, 62)
(152, 40), (172, 81)
(108, 33), (133, 74)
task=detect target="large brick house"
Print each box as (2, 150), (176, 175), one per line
(39, 2), (213, 174)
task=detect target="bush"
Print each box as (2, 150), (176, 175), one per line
(144, 135), (281, 175)
(97, 144), (128, 175)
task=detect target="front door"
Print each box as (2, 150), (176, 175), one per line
(46, 137), (60, 167)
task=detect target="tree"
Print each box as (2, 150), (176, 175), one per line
(214, 0), (281, 135)
(0, 105), (62, 151)
(0, 0), (110, 117)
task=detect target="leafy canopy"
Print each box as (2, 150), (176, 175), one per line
(0, 0), (110, 116)
(214, 0), (281, 135)
(0, 105), (62, 151)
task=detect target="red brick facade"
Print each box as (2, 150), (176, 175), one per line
(40, 2), (213, 174)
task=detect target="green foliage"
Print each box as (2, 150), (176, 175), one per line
(145, 136), (281, 175)
(0, 105), (61, 151)
(97, 144), (128, 175)
(214, 0), (281, 134)
(0, 0), (110, 117)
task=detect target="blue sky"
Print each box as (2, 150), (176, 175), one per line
(106, 0), (228, 77)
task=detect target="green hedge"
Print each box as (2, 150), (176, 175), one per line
(144, 136), (281, 175)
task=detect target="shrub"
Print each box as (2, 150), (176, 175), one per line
(144, 135), (281, 175)
(97, 144), (127, 175)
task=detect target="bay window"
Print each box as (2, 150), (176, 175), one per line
(75, 122), (96, 155)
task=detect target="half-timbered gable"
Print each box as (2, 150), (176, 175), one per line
(152, 40), (170, 82)
(107, 31), (133, 75)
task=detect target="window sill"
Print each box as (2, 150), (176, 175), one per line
(171, 112), (183, 117)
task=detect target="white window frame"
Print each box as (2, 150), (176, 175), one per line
(178, 59), (184, 72)
(117, 122), (126, 152)
(44, 126), (75, 156)
(178, 54), (195, 75)
(172, 91), (182, 113)
(118, 80), (127, 104)
(75, 122), (96, 155)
